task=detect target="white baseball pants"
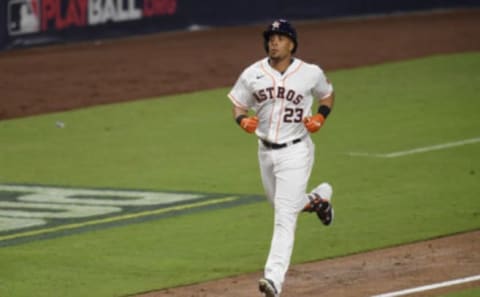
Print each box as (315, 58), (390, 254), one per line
(257, 136), (315, 294)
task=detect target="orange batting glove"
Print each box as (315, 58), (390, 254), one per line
(238, 116), (258, 133)
(303, 114), (325, 133)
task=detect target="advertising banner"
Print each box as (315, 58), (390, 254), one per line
(1, 0), (181, 49)
(1, 0), (479, 51)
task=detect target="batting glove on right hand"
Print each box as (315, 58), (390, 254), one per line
(240, 116), (258, 134)
(303, 114), (325, 133)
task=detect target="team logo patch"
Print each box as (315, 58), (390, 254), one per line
(0, 184), (262, 247)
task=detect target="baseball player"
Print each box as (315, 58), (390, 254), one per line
(228, 19), (335, 297)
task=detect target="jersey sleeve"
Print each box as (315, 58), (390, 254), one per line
(228, 70), (255, 110)
(311, 66), (334, 101)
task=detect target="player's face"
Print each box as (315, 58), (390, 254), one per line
(268, 34), (294, 60)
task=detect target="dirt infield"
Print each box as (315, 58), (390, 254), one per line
(135, 231), (480, 297)
(1, 8), (479, 297)
(1, 9), (480, 120)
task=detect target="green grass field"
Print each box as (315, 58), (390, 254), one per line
(0, 52), (479, 297)
(440, 288), (480, 297)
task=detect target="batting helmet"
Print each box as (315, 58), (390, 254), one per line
(263, 19), (298, 54)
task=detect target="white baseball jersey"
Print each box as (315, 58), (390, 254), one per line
(228, 57), (333, 144)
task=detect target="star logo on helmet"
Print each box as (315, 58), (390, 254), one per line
(272, 21), (280, 29)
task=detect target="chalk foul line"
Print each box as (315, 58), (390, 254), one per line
(370, 274), (480, 297)
(348, 137), (480, 158)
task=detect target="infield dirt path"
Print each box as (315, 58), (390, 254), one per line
(1, 9), (480, 120)
(1, 8), (479, 297)
(135, 231), (480, 297)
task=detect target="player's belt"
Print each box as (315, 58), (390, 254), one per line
(261, 138), (302, 150)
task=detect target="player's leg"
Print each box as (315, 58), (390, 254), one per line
(258, 142), (276, 205)
(305, 182), (333, 204)
(298, 138), (334, 225)
(263, 139), (314, 294)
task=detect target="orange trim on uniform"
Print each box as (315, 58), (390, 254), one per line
(319, 90), (333, 100)
(274, 95), (286, 143)
(260, 61), (277, 139)
(282, 61), (304, 83)
(274, 61), (304, 142)
(228, 93), (249, 110)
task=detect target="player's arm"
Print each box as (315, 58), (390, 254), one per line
(304, 91), (335, 133)
(228, 71), (258, 134)
(320, 91), (335, 111)
(232, 105), (258, 134)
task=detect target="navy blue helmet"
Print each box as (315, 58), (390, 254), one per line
(263, 19), (298, 53)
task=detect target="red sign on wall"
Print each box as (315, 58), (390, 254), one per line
(7, 0), (177, 35)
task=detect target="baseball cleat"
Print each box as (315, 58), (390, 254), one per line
(303, 193), (334, 226)
(303, 182), (334, 226)
(258, 278), (278, 297)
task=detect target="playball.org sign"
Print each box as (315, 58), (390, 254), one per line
(7, 0), (177, 36)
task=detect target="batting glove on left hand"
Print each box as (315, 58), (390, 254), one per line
(303, 114), (325, 133)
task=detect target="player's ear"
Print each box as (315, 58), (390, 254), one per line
(288, 40), (294, 52)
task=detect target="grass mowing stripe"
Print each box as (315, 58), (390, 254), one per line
(0, 196), (238, 242)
